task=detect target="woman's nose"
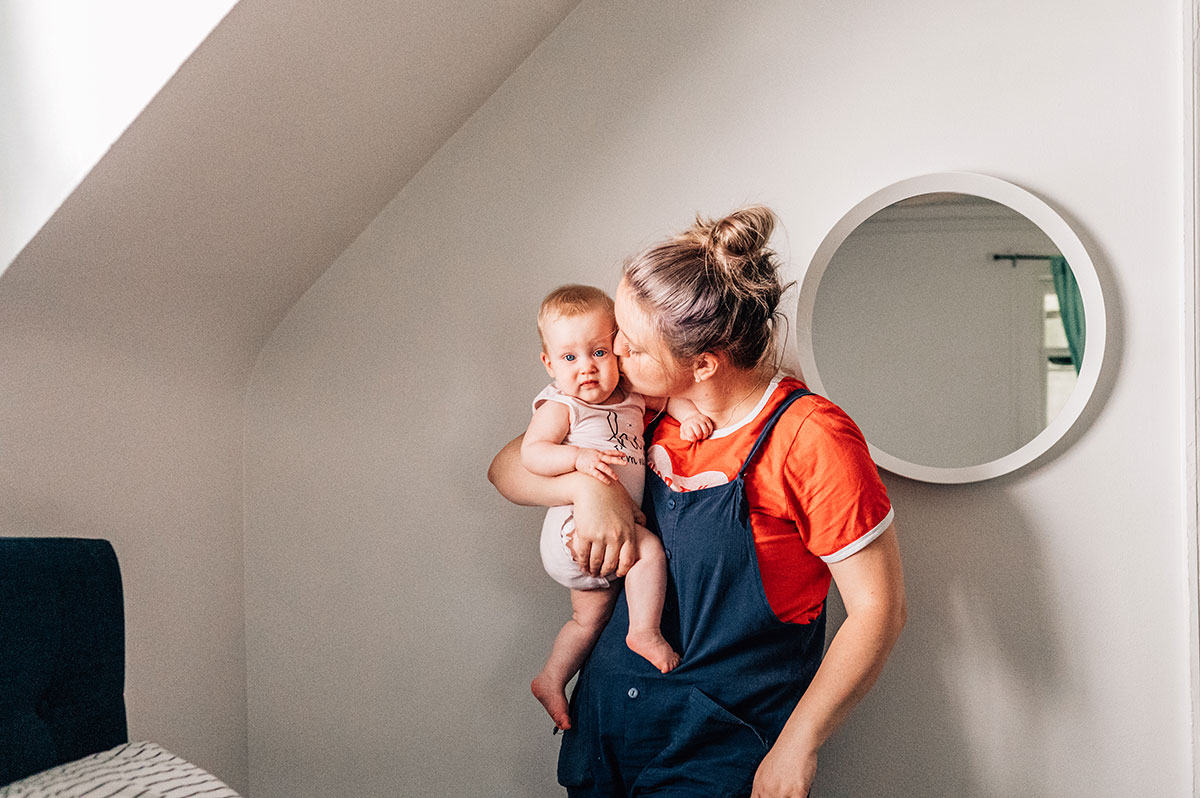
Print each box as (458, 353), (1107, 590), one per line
(613, 332), (629, 356)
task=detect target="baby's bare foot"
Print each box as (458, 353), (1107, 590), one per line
(626, 630), (681, 674)
(531, 673), (571, 730)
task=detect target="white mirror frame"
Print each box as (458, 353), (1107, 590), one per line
(797, 172), (1106, 484)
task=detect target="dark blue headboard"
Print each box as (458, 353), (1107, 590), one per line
(0, 538), (128, 785)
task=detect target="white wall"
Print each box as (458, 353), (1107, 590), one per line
(245, 1), (1191, 795)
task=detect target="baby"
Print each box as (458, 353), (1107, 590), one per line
(522, 284), (712, 730)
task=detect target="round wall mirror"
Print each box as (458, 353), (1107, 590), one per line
(796, 173), (1106, 483)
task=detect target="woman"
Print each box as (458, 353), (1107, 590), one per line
(489, 206), (906, 798)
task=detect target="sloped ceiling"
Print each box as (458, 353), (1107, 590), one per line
(0, 0), (581, 387)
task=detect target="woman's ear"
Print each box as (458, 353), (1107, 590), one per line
(691, 352), (720, 383)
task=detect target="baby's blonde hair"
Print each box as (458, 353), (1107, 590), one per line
(537, 284), (616, 351)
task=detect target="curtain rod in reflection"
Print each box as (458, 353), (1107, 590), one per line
(992, 253), (1059, 267)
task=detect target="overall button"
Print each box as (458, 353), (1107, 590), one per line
(667, 499), (676, 510)
(627, 688), (639, 699)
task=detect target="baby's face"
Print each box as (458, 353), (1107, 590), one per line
(540, 310), (621, 404)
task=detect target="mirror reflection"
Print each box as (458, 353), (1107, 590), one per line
(810, 193), (1086, 470)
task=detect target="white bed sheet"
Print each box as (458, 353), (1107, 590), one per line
(0, 741), (242, 798)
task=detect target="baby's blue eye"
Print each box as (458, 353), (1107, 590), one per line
(563, 354), (575, 362)
(593, 349), (608, 358)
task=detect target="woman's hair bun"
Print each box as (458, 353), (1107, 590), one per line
(703, 205), (776, 260)
(621, 203), (793, 371)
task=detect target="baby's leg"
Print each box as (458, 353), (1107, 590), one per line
(624, 529), (680, 673)
(531, 585), (617, 730)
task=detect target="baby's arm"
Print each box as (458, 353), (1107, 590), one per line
(667, 397), (715, 442)
(521, 401), (628, 485)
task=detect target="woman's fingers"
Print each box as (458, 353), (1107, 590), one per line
(570, 539), (605, 577)
(588, 542), (607, 576)
(599, 541), (621, 577)
(569, 475), (637, 576)
(615, 539), (638, 578)
(569, 538), (589, 568)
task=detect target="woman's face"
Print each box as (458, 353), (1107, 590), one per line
(613, 279), (694, 399)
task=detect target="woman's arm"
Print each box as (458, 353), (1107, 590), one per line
(751, 524), (907, 798)
(489, 435), (643, 577)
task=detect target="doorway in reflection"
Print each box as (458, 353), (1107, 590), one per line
(1042, 285), (1076, 425)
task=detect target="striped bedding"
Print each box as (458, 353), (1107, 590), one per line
(0, 742), (241, 798)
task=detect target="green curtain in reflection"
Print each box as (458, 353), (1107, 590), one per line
(1051, 255), (1085, 374)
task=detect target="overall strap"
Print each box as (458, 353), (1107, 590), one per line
(736, 388), (813, 479)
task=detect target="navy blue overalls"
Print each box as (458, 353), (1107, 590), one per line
(559, 389), (826, 797)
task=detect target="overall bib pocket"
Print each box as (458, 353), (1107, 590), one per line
(633, 686), (769, 797)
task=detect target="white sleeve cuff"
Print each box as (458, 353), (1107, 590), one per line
(819, 506), (895, 564)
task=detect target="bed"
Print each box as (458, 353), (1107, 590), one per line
(0, 538), (242, 797)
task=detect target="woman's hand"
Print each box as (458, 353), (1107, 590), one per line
(489, 434), (644, 577)
(567, 474), (644, 578)
(751, 745), (816, 798)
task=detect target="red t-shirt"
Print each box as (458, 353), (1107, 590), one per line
(646, 376), (894, 624)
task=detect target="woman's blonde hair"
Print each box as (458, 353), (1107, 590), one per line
(622, 205), (791, 370)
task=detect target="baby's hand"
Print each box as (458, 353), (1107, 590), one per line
(575, 448), (629, 484)
(679, 413), (715, 442)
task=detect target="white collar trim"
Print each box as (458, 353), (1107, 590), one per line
(707, 374), (784, 439)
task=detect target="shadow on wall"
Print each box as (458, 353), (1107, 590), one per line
(817, 478), (1077, 797)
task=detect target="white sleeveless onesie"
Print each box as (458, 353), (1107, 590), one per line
(533, 384), (646, 590)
